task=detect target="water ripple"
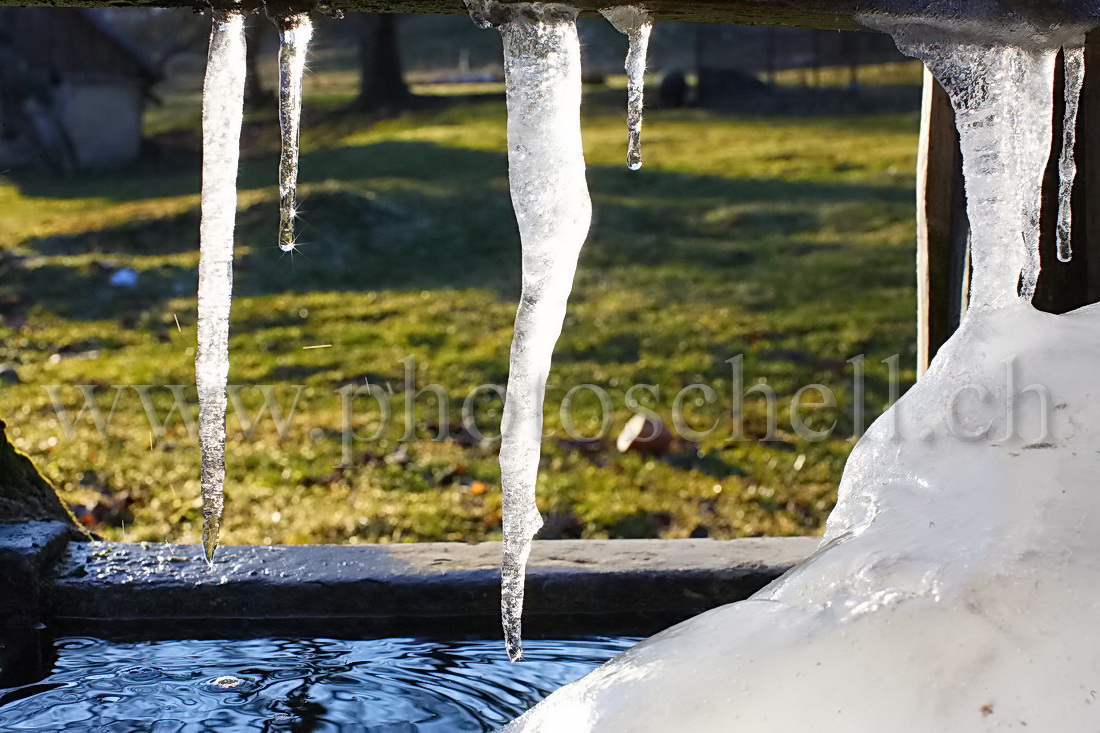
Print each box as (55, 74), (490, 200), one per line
(0, 636), (636, 732)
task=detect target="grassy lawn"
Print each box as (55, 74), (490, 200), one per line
(0, 70), (920, 545)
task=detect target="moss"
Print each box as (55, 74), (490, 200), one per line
(0, 417), (80, 530)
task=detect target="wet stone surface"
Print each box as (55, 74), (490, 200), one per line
(41, 537), (818, 637)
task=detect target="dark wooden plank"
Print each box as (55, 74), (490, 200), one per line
(5, 0), (1100, 28)
(1082, 31), (1100, 304)
(0, 0), (865, 26)
(915, 66), (969, 376)
(1034, 34), (1095, 310)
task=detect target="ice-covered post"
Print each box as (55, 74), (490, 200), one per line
(918, 29), (1100, 369)
(909, 35), (1057, 312)
(197, 8), (247, 563)
(466, 0), (592, 661)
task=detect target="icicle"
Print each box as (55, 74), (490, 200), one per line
(197, 9), (247, 564)
(861, 18), (1064, 309)
(600, 6), (652, 170)
(1056, 40), (1085, 263)
(273, 12), (313, 252)
(466, 0), (592, 662)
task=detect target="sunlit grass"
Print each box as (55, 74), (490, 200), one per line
(0, 70), (920, 545)
(771, 60), (925, 87)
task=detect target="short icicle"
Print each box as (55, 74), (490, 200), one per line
(197, 8), (247, 564)
(600, 6), (652, 170)
(466, 0), (593, 661)
(1056, 40), (1085, 263)
(273, 12), (313, 252)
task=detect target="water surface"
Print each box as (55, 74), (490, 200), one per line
(0, 635), (637, 731)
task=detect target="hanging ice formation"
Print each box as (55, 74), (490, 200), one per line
(898, 22), (1059, 309)
(504, 13), (1100, 733)
(273, 12), (313, 253)
(1057, 41), (1085, 262)
(197, 9), (247, 564)
(466, 0), (592, 662)
(599, 6), (652, 170)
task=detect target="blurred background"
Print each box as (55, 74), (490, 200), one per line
(0, 9), (920, 545)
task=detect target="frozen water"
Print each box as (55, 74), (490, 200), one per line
(496, 1), (590, 663)
(510, 302), (1100, 731)
(599, 6), (652, 170)
(273, 12), (313, 253)
(197, 9), (246, 564)
(879, 18), (1061, 309)
(504, 15), (1100, 732)
(466, 1), (592, 661)
(1057, 40), (1086, 262)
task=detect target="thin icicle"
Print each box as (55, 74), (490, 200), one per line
(197, 9), (247, 564)
(1056, 40), (1085, 263)
(466, 0), (592, 662)
(273, 12), (313, 252)
(600, 6), (652, 170)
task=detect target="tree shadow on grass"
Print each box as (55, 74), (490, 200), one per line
(4, 140), (912, 323)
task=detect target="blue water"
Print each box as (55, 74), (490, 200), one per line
(0, 636), (637, 732)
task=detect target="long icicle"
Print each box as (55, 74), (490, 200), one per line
(198, 9), (247, 564)
(274, 12), (313, 252)
(1056, 40), (1085, 263)
(600, 6), (652, 170)
(467, 0), (592, 661)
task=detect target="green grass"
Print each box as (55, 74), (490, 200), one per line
(772, 60), (925, 87)
(0, 74), (920, 545)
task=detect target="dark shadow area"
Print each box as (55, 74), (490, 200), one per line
(4, 77), (922, 206)
(693, 82), (922, 117)
(0, 630), (55, 690)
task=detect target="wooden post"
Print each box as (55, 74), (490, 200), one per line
(1085, 32), (1100, 305)
(1035, 31), (1100, 311)
(915, 66), (969, 377)
(921, 30), (1100, 373)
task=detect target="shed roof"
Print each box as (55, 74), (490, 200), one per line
(0, 8), (160, 85)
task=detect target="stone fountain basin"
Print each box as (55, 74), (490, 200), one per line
(0, 520), (815, 680)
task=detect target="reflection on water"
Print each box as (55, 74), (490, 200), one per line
(0, 636), (637, 731)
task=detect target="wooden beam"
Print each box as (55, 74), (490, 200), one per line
(5, 0), (1099, 28)
(915, 66), (968, 377)
(0, 0), (863, 26)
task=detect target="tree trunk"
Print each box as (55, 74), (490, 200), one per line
(348, 13), (410, 115)
(0, 417), (78, 528)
